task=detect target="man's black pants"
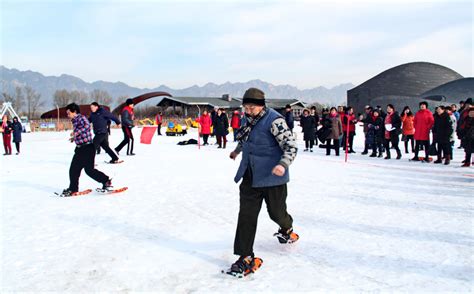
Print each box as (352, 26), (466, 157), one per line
(234, 170), (293, 257)
(93, 133), (119, 162)
(414, 140), (430, 159)
(69, 143), (109, 192)
(115, 126), (134, 155)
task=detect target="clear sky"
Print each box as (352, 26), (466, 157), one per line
(1, 0), (472, 89)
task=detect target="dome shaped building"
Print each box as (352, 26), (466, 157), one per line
(347, 62), (464, 113)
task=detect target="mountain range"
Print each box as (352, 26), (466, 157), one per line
(0, 65), (353, 111)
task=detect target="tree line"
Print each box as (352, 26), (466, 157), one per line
(1, 86), (44, 119)
(1, 86), (129, 118)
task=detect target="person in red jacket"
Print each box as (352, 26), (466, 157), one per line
(198, 110), (212, 145)
(412, 101), (434, 162)
(155, 111), (163, 136)
(115, 98), (136, 156)
(1, 114), (13, 155)
(342, 106), (357, 153)
(401, 106), (415, 153)
(231, 110), (241, 142)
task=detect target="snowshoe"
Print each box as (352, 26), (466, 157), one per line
(96, 179), (114, 193)
(223, 256), (263, 278)
(56, 189), (92, 197)
(274, 228), (299, 244)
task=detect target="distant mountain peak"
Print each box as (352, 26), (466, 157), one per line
(0, 65), (354, 112)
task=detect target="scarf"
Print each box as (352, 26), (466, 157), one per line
(235, 107), (267, 143)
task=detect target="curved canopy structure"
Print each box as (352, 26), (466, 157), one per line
(420, 78), (474, 102)
(347, 62), (463, 112)
(41, 105), (110, 119)
(112, 91), (172, 115)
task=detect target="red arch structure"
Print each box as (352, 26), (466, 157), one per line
(112, 91), (172, 115)
(40, 105), (111, 119)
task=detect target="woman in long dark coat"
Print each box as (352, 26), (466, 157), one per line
(433, 106), (453, 164)
(300, 109), (316, 152)
(11, 117), (22, 155)
(324, 107), (342, 156)
(214, 108), (229, 149)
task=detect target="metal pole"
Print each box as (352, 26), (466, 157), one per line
(196, 105), (201, 149)
(345, 115), (350, 163)
(56, 104), (60, 132)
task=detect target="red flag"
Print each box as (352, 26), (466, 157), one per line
(140, 126), (158, 144)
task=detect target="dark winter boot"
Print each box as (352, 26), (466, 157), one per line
(370, 152), (377, 157)
(384, 152), (391, 160)
(434, 157), (442, 164)
(410, 156), (420, 161)
(226, 255), (263, 278)
(378, 153), (383, 158)
(274, 228), (299, 244)
(101, 179), (113, 191)
(396, 150), (402, 160)
(361, 150), (368, 155)
(444, 155), (450, 165)
(60, 188), (73, 197)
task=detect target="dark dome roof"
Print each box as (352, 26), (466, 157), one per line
(421, 77), (474, 101)
(348, 62), (463, 97)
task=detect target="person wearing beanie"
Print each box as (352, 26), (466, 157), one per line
(225, 87), (299, 277)
(115, 98), (136, 155)
(60, 103), (113, 196)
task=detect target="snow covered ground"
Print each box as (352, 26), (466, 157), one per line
(1, 125), (473, 292)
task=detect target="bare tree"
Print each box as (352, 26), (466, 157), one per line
(1, 92), (14, 104)
(14, 86), (24, 113)
(70, 90), (90, 105)
(53, 89), (71, 107)
(24, 86), (44, 118)
(90, 89), (112, 106)
(115, 95), (130, 108)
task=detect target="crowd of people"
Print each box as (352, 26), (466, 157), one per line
(197, 107), (244, 148)
(289, 98), (474, 167)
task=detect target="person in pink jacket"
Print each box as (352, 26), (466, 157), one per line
(198, 110), (212, 145)
(412, 101), (434, 162)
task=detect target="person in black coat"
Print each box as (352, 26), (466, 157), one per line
(366, 110), (384, 157)
(300, 109), (316, 152)
(433, 106), (453, 164)
(284, 104), (294, 133)
(310, 106), (320, 146)
(11, 117), (22, 155)
(214, 108), (229, 148)
(89, 102), (121, 163)
(383, 104), (402, 160)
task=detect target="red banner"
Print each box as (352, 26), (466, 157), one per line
(140, 126), (158, 144)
